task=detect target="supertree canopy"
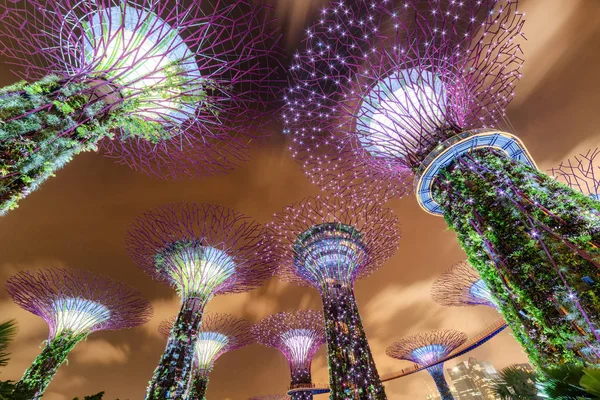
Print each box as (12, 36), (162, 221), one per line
(431, 261), (496, 309)
(248, 395), (290, 400)
(158, 313), (253, 400)
(551, 148), (600, 200)
(285, 0), (600, 367)
(5, 267), (152, 399)
(0, 0), (279, 216)
(127, 202), (274, 399)
(387, 330), (467, 400)
(253, 310), (326, 400)
(269, 196), (399, 399)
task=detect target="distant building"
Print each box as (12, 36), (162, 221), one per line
(448, 361), (484, 400)
(511, 363), (535, 374)
(447, 357), (506, 400)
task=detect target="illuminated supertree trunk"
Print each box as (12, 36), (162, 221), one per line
(321, 284), (382, 398)
(158, 313), (253, 400)
(5, 268), (152, 399)
(0, 0), (279, 215)
(284, 0), (600, 368)
(387, 330), (467, 400)
(149, 296), (206, 397)
(426, 364), (452, 400)
(269, 197), (399, 399)
(432, 148), (600, 365)
(129, 205), (273, 399)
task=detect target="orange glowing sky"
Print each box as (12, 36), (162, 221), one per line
(1, 0), (600, 399)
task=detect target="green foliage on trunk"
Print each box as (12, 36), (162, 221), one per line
(433, 148), (600, 368)
(12, 331), (87, 399)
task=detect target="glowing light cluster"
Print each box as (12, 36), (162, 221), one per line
(5, 267), (152, 339)
(269, 196), (398, 291)
(358, 69), (447, 161)
(156, 241), (237, 298)
(51, 297), (111, 336)
(431, 261), (497, 308)
(81, 4), (200, 121)
(128, 202), (274, 299)
(195, 332), (230, 371)
(253, 311), (325, 372)
(294, 223), (367, 287)
(387, 330), (467, 366)
(281, 329), (318, 367)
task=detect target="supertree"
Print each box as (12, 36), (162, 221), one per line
(158, 313), (252, 400)
(5, 267), (152, 399)
(248, 395), (290, 400)
(269, 195), (399, 399)
(284, 0), (600, 367)
(127, 202), (274, 399)
(0, 0), (279, 215)
(551, 148), (600, 200)
(253, 310), (326, 400)
(386, 330), (467, 400)
(431, 261), (496, 309)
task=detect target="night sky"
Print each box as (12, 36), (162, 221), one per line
(1, 0), (600, 399)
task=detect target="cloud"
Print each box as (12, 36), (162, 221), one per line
(73, 339), (130, 365)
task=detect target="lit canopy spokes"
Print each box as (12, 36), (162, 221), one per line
(281, 329), (318, 367)
(270, 196), (398, 291)
(80, 4), (202, 125)
(357, 69), (447, 162)
(51, 297), (111, 336)
(387, 330), (467, 366)
(431, 261), (497, 309)
(195, 332), (230, 372)
(294, 223), (367, 287)
(155, 240), (237, 299)
(127, 202), (274, 298)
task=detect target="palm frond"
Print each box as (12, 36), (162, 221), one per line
(0, 320), (17, 367)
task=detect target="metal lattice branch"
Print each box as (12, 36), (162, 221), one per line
(158, 312), (253, 375)
(268, 195), (399, 289)
(248, 395), (290, 400)
(5, 267), (153, 339)
(284, 0), (525, 190)
(127, 202), (275, 298)
(551, 148), (600, 199)
(0, 0), (281, 178)
(386, 330), (467, 366)
(431, 261), (496, 308)
(253, 310), (325, 371)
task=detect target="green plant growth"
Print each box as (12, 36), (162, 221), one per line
(0, 76), (112, 215)
(492, 365), (539, 400)
(0, 320), (17, 400)
(0, 66), (221, 216)
(73, 392), (105, 400)
(433, 148), (600, 368)
(12, 331), (87, 399)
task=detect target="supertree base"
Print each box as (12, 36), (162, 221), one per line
(188, 375), (209, 400)
(428, 365), (454, 400)
(12, 332), (86, 400)
(432, 147), (600, 367)
(321, 284), (386, 400)
(146, 296), (205, 399)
